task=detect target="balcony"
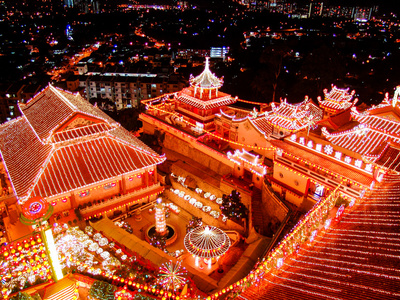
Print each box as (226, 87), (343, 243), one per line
(80, 183), (161, 216)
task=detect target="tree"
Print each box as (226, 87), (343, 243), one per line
(186, 216), (202, 233)
(88, 280), (117, 300)
(251, 46), (290, 102)
(149, 232), (167, 251)
(10, 292), (33, 300)
(300, 44), (346, 95)
(220, 190), (248, 222)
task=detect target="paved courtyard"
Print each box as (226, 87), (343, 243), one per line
(122, 201), (243, 279)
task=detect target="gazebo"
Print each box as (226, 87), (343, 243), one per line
(184, 225), (231, 269)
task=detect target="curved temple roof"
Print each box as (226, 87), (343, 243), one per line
(0, 85), (165, 203)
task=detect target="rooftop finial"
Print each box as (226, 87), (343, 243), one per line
(189, 57), (223, 89)
(205, 57), (210, 70)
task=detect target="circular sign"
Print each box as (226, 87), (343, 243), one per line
(21, 197), (49, 221)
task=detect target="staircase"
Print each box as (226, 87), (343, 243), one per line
(239, 181), (400, 299)
(251, 188), (265, 235)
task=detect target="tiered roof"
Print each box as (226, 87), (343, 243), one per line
(175, 58), (236, 110)
(319, 85), (357, 113)
(250, 97), (323, 135)
(323, 88), (400, 172)
(189, 57), (223, 89)
(0, 85), (165, 203)
(176, 89), (234, 110)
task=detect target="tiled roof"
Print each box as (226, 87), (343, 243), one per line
(31, 136), (164, 199)
(271, 139), (373, 187)
(322, 126), (397, 156)
(0, 85), (165, 203)
(51, 123), (114, 143)
(250, 117), (273, 136)
(323, 107), (400, 157)
(319, 85), (356, 113)
(352, 108), (400, 134)
(22, 85), (117, 142)
(367, 143), (400, 172)
(0, 117), (52, 199)
(240, 181), (400, 300)
(176, 88), (236, 110)
(251, 98), (323, 132)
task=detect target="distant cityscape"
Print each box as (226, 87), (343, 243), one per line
(0, 0), (399, 123)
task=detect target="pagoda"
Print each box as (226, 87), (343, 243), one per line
(318, 85), (357, 117)
(174, 57), (236, 132)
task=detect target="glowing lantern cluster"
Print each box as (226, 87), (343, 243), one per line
(0, 235), (51, 298)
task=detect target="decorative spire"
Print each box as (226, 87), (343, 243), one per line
(189, 57), (223, 89)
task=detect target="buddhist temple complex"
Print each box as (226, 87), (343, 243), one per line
(1, 60), (400, 300)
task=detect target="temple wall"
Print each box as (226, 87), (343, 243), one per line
(261, 181), (289, 223)
(273, 163), (308, 195)
(74, 180), (120, 206)
(270, 182), (304, 207)
(125, 175), (145, 190)
(235, 119), (274, 160)
(163, 133), (232, 176)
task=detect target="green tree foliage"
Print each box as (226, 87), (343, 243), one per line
(186, 216), (203, 233)
(220, 190), (248, 221)
(88, 280), (117, 300)
(10, 292), (33, 300)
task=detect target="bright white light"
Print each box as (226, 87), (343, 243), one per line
(44, 229), (64, 281)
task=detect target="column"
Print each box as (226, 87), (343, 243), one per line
(120, 175), (127, 195)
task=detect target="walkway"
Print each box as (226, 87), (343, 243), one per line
(239, 181), (400, 299)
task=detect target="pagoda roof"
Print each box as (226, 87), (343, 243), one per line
(189, 57), (223, 89)
(365, 142), (400, 172)
(323, 94), (400, 160)
(319, 85), (357, 113)
(176, 88), (235, 110)
(251, 97), (323, 133)
(21, 85), (117, 143)
(321, 125), (399, 157)
(0, 85), (165, 203)
(250, 117), (273, 137)
(271, 139), (373, 187)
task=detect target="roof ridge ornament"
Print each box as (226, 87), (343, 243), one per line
(189, 57), (223, 89)
(392, 85), (400, 107)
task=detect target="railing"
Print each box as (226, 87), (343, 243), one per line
(112, 200), (156, 222)
(214, 184), (342, 299)
(175, 107), (215, 122)
(261, 181), (291, 257)
(80, 183), (161, 215)
(237, 184), (341, 294)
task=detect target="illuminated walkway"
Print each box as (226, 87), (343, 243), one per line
(239, 181), (400, 299)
